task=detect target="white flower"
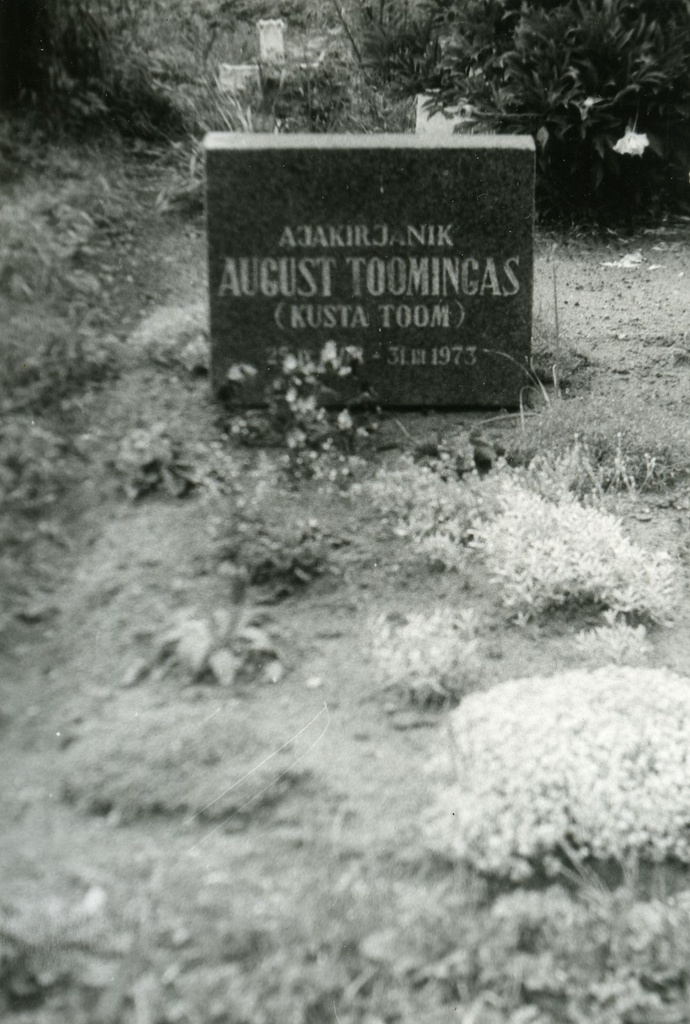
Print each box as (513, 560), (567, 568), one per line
(321, 340), (338, 366)
(343, 345), (364, 364)
(613, 128), (650, 157)
(336, 409), (353, 431)
(286, 428), (306, 449)
(227, 363), (257, 382)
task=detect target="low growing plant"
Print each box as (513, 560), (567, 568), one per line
(572, 609), (652, 666)
(2, 334), (121, 416)
(114, 424), (200, 499)
(228, 342), (376, 478)
(471, 475), (677, 623)
(508, 396), (685, 493)
(409, 882), (690, 1023)
(0, 417), (70, 510)
(154, 600), (282, 688)
(364, 457), (494, 566)
(217, 516), (329, 589)
(367, 458), (677, 622)
(60, 696), (309, 823)
(371, 607), (484, 706)
(426, 665), (690, 880)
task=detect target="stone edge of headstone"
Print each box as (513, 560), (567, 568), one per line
(415, 93), (476, 136)
(203, 132), (535, 151)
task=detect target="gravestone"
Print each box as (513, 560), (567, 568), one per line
(205, 133), (535, 408)
(217, 63), (261, 94)
(257, 18), (286, 63)
(415, 95), (474, 137)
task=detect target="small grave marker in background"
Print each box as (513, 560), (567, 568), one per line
(205, 133), (535, 408)
(257, 18), (286, 63)
(217, 63), (261, 95)
(415, 95), (474, 137)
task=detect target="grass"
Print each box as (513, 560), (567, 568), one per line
(508, 394), (690, 493)
(59, 694), (312, 823)
(6, 849), (690, 1023)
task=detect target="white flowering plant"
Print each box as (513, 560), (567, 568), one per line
(572, 610), (652, 667)
(471, 475), (676, 624)
(367, 460), (676, 624)
(365, 458), (498, 569)
(228, 342), (377, 478)
(426, 666), (690, 881)
(371, 607), (484, 706)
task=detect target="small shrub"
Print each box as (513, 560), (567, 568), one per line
(114, 424), (200, 499)
(471, 475), (677, 623)
(2, 334), (121, 414)
(572, 610), (652, 666)
(217, 517), (329, 588)
(0, 418), (70, 509)
(426, 665), (690, 880)
(350, 0), (444, 90)
(365, 458), (490, 563)
(371, 607), (484, 706)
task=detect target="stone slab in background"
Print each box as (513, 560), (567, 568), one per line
(205, 133), (535, 408)
(217, 64), (261, 94)
(415, 94), (474, 136)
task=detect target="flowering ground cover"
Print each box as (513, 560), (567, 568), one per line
(428, 666), (690, 880)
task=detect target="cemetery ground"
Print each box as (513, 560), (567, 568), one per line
(3, 133), (690, 1024)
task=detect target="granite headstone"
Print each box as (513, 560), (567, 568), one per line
(205, 133), (535, 407)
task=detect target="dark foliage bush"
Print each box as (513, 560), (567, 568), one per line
(353, 0), (444, 90)
(0, 0), (187, 137)
(269, 59), (352, 132)
(423, 0), (690, 221)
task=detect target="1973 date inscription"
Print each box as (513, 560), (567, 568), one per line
(387, 345), (477, 367)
